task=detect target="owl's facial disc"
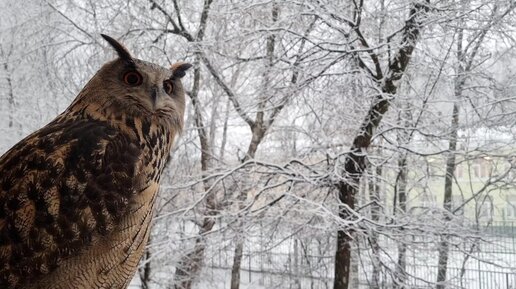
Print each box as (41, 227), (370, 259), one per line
(97, 34), (191, 117)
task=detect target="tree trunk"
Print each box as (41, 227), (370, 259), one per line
(335, 144), (372, 289)
(219, 98), (230, 160)
(293, 238), (300, 288)
(436, 21), (464, 289)
(173, 51), (217, 288)
(168, 1), (217, 288)
(394, 157), (408, 288)
(139, 237), (152, 289)
(432, 2), (515, 287)
(230, 240), (244, 289)
(3, 62), (14, 128)
(228, 4), (278, 289)
(333, 3), (429, 289)
(435, 100), (459, 289)
(228, 124), (266, 289)
(369, 165), (382, 289)
(435, 92), (460, 289)
(394, 104), (410, 288)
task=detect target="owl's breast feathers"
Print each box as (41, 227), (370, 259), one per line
(0, 113), (169, 288)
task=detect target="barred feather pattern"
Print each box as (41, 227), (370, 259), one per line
(0, 109), (176, 288)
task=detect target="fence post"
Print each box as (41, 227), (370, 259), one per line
(478, 260), (482, 289)
(260, 222), (264, 286)
(294, 238), (300, 289)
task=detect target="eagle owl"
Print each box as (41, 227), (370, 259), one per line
(0, 35), (191, 289)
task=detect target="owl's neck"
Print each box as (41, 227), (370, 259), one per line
(59, 101), (176, 157)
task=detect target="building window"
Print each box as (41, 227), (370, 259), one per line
(505, 196), (516, 219)
(422, 193), (436, 208)
(477, 196), (493, 222)
(455, 165), (463, 178)
(452, 195), (464, 215)
(472, 164), (481, 178)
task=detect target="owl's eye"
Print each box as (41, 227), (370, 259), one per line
(123, 71), (143, 86)
(163, 80), (174, 95)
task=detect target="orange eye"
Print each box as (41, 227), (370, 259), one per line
(123, 71), (143, 86)
(163, 80), (174, 95)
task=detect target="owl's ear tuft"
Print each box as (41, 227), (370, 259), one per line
(171, 62), (192, 79)
(101, 34), (134, 65)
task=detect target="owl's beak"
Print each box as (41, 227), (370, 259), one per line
(150, 86), (168, 111)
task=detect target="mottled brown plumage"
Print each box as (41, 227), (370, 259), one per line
(0, 35), (191, 289)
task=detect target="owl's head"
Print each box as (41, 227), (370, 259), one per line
(72, 34), (191, 132)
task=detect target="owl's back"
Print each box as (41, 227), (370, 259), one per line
(0, 114), (145, 288)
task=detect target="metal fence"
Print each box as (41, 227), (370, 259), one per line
(203, 221), (516, 289)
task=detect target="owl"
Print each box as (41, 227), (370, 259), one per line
(0, 34), (191, 289)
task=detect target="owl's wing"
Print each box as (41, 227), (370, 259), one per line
(0, 117), (143, 288)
